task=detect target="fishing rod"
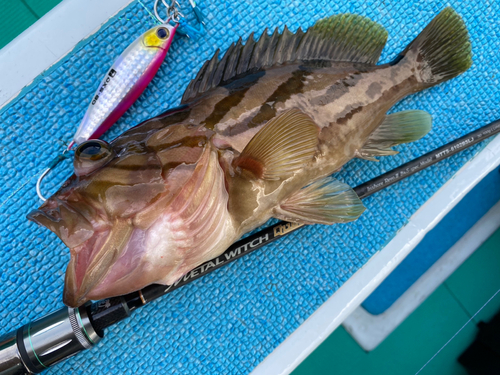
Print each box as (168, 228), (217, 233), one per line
(1, 118), (499, 375)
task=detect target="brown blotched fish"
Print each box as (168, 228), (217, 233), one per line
(29, 8), (472, 307)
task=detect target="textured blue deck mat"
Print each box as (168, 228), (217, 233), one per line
(0, 1), (499, 374)
(362, 167), (500, 315)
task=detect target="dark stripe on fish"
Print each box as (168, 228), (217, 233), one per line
(202, 71), (266, 131)
(216, 68), (311, 138)
(110, 164), (162, 172)
(161, 162), (184, 172)
(332, 75), (417, 131)
(148, 136), (207, 152)
(248, 69), (310, 128)
(336, 105), (364, 125)
(113, 108), (192, 151)
(310, 72), (361, 106)
(157, 107), (192, 128)
(201, 87), (252, 131)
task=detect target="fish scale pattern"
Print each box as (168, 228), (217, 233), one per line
(0, 0), (499, 374)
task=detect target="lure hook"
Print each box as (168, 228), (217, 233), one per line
(154, 0), (183, 24)
(165, 0), (184, 23)
(36, 147), (73, 202)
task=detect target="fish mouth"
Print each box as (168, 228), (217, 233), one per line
(63, 220), (132, 307)
(28, 198), (133, 307)
(28, 198), (95, 249)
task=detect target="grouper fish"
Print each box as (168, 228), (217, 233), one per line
(29, 8), (472, 307)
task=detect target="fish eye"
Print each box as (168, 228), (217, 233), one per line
(76, 140), (111, 160)
(74, 140), (114, 176)
(156, 27), (169, 39)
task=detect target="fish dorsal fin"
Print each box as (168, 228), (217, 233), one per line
(358, 110), (432, 161)
(274, 176), (365, 225)
(233, 109), (319, 180)
(181, 15), (388, 103)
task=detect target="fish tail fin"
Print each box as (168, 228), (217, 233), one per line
(395, 7), (472, 86)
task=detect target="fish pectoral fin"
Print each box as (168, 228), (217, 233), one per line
(273, 176), (365, 225)
(233, 109), (319, 180)
(358, 110), (432, 160)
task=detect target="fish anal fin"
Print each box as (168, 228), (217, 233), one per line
(233, 109), (319, 180)
(358, 110), (432, 160)
(274, 177), (365, 225)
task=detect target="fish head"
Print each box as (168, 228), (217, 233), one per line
(28, 138), (175, 307)
(142, 24), (176, 51)
(28, 121), (216, 307)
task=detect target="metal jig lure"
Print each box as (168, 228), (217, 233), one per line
(36, 0), (205, 201)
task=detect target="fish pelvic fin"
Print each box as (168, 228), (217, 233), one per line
(395, 7), (472, 85)
(358, 110), (432, 160)
(274, 176), (365, 225)
(181, 15), (388, 103)
(233, 109), (319, 180)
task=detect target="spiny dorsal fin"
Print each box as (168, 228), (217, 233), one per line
(181, 14), (388, 103)
(233, 109), (319, 180)
(357, 110), (432, 161)
(274, 176), (365, 225)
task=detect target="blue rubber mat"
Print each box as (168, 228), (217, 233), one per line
(0, 1), (499, 374)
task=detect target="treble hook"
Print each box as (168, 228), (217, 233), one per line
(167, 0), (206, 38)
(154, 0), (183, 23)
(36, 147), (73, 201)
(164, 0), (184, 22)
(154, 0), (204, 28)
